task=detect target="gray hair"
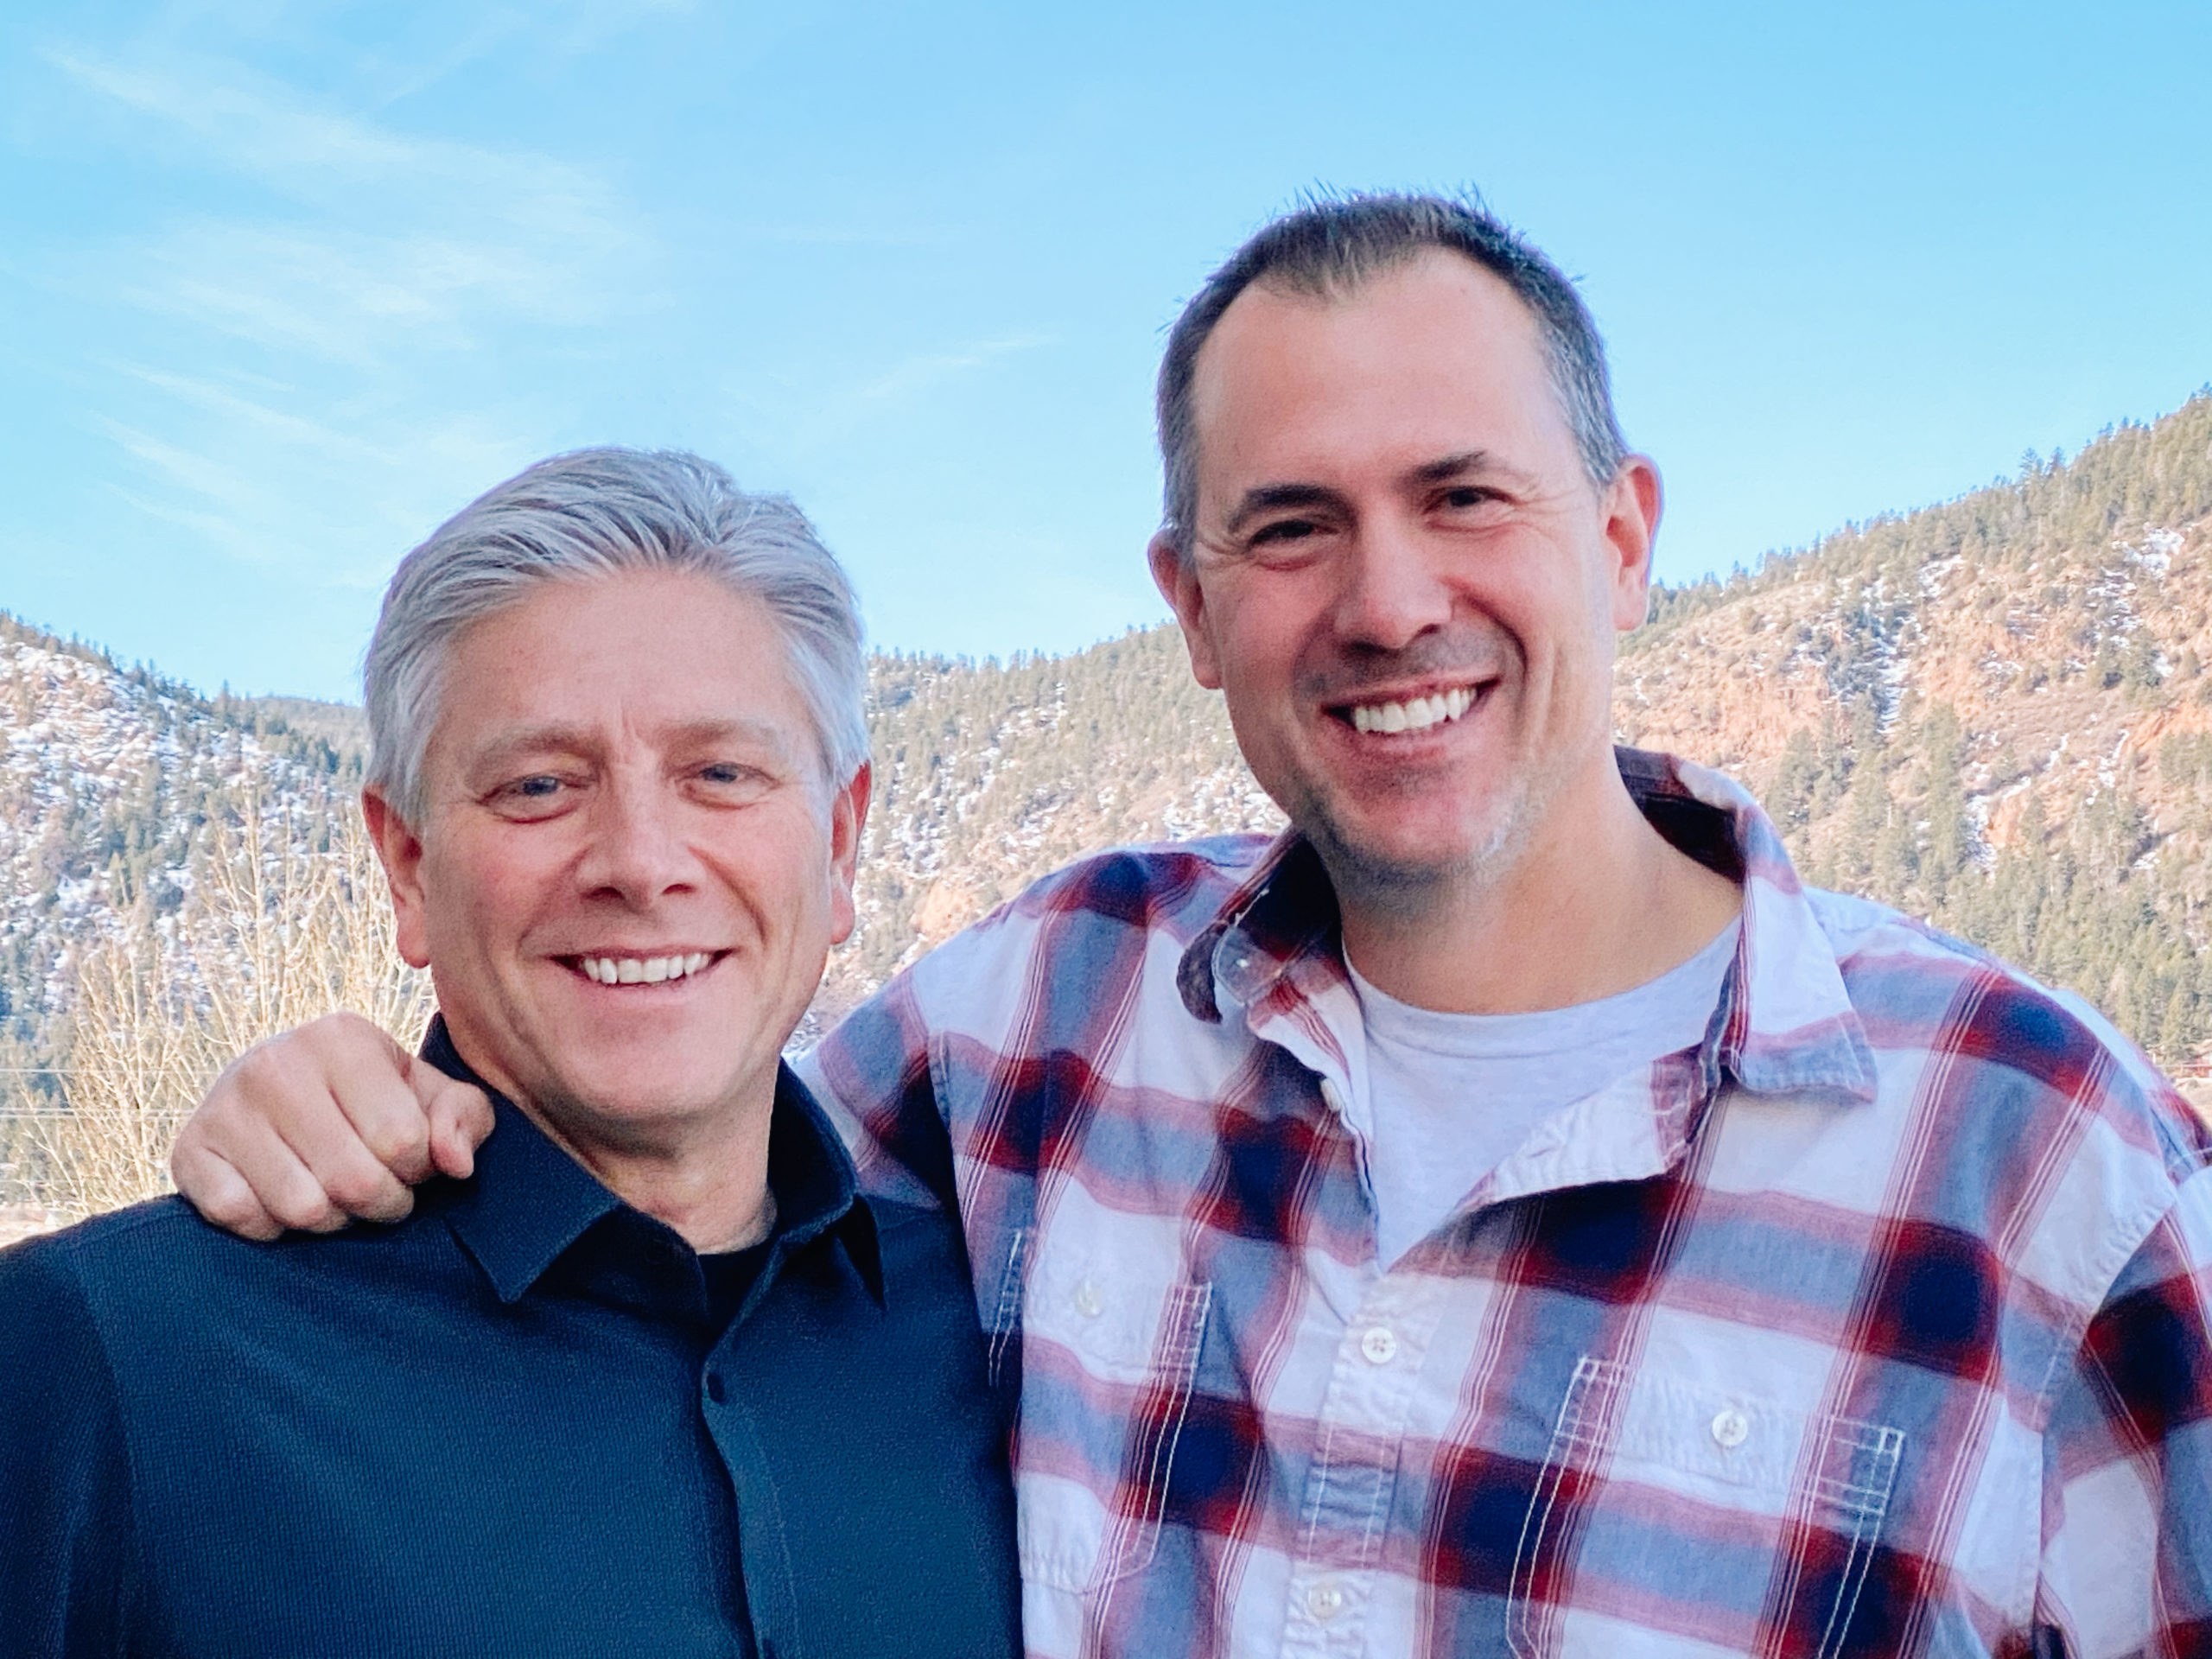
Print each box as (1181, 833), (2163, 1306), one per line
(364, 447), (867, 824)
(1155, 190), (1629, 555)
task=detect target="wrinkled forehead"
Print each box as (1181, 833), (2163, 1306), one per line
(423, 570), (823, 777)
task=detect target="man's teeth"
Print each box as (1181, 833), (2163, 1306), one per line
(579, 952), (713, 985)
(1349, 687), (1476, 734)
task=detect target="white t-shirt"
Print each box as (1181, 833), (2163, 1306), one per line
(1344, 920), (1740, 1268)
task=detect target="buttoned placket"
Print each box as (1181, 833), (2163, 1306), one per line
(1283, 1263), (1452, 1656)
(1217, 905), (1747, 1657)
(694, 1207), (868, 1659)
(1220, 928), (1453, 1656)
(699, 1297), (798, 1659)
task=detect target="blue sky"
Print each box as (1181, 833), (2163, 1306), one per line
(3, 0), (2209, 702)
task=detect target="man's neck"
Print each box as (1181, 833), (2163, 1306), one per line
(1337, 762), (1742, 1016)
(552, 1117), (777, 1255)
(451, 1037), (779, 1255)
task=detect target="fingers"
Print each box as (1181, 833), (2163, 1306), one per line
(313, 1015), (439, 1190)
(169, 1139), (283, 1242)
(239, 1020), (419, 1225)
(173, 1012), (431, 1235)
(413, 1066), (495, 1181)
(175, 1070), (373, 1236)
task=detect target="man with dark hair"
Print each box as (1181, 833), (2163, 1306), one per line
(170, 194), (2212, 1656)
(0, 449), (1020, 1658)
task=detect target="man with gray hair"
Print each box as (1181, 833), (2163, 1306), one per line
(0, 448), (1020, 1658)
(174, 194), (2212, 1656)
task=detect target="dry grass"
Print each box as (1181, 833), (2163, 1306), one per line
(25, 798), (431, 1221)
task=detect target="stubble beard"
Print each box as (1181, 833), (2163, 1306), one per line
(1287, 685), (1603, 935)
(1294, 766), (1541, 930)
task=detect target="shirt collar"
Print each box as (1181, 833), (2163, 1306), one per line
(1176, 746), (1878, 1108)
(423, 1016), (882, 1306)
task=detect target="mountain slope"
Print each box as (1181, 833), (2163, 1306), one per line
(0, 617), (361, 1046)
(4, 391), (2210, 1074)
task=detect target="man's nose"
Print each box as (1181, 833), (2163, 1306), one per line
(575, 774), (696, 904)
(1332, 518), (1454, 652)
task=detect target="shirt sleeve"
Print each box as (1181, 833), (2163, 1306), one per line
(2036, 1163), (2212, 1656)
(0, 1235), (137, 1659)
(803, 966), (962, 1214)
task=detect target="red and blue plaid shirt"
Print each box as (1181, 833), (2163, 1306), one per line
(804, 749), (2212, 1658)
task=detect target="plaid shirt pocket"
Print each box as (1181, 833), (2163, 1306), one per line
(1014, 1229), (1213, 1595)
(1506, 1357), (1905, 1658)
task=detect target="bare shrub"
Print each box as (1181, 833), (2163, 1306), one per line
(30, 798), (431, 1220)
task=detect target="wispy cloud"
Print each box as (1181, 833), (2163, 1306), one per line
(36, 29), (655, 584)
(99, 365), (537, 583)
(50, 47), (626, 223)
(721, 330), (1058, 467)
(857, 333), (1054, 403)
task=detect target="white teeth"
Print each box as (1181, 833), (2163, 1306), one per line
(1349, 686), (1478, 734)
(579, 952), (715, 985)
(1336, 690), (1478, 739)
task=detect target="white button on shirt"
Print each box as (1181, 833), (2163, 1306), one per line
(1711, 1408), (1750, 1449)
(1358, 1325), (1397, 1365)
(1305, 1580), (1346, 1621)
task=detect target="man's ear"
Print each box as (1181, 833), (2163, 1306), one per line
(361, 788), (433, 970)
(1148, 531), (1224, 691)
(1604, 455), (1663, 632)
(825, 761), (872, 948)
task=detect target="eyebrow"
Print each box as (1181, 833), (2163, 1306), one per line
(1405, 449), (1497, 486)
(1222, 483), (1354, 537)
(464, 716), (796, 772)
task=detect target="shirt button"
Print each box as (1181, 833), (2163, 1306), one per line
(1306, 1580), (1346, 1621)
(1710, 1407), (1749, 1449)
(706, 1373), (727, 1405)
(1359, 1325), (1398, 1365)
(1319, 1078), (1346, 1116)
(1071, 1280), (1103, 1319)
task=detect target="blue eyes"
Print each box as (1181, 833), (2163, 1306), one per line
(493, 766), (764, 810)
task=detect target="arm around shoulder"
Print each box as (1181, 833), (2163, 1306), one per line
(0, 1235), (139, 1657)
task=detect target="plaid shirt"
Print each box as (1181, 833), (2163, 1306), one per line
(804, 749), (2212, 1659)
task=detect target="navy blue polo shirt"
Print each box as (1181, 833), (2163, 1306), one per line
(0, 1024), (1020, 1659)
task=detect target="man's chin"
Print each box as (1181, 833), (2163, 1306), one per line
(1300, 798), (1527, 910)
(523, 1064), (756, 1145)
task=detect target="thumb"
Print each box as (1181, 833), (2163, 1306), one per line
(409, 1065), (496, 1181)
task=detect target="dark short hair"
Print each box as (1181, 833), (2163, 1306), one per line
(1154, 191), (1629, 554)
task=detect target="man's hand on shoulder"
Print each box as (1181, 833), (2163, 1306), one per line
(169, 1013), (494, 1239)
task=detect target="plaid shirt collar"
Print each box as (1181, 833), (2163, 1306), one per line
(1177, 746), (1878, 1142)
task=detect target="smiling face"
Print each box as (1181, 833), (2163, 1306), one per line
(1151, 251), (1659, 912)
(365, 569), (867, 1154)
